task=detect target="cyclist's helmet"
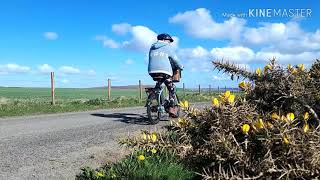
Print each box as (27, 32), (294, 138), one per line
(157, 33), (174, 42)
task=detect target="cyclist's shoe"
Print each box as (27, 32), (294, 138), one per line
(169, 107), (178, 118)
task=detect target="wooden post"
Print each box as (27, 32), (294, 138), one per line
(51, 72), (55, 105)
(209, 85), (211, 95)
(108, 79), (111, 101)
(183, 83), (185, 97)
(139, 80), (142, 102)
(225, 85), (227, 92)
(218, 86), (220, 93)
(198, 84), (201, 95)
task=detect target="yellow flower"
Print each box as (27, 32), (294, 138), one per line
(271, 112), (280, 120)
(288, 64), (293, 70)
(298, 64), (305, 71)
(255, 68), (262, 76)
(264, 64), (272, 73)
(283, 136), (289, 145)
(142, 132), (147, 140)
(138, 155), (145, 161)
(291, 69), (298, 75)
(280, 115), (287, 122)
(96, 172), (105, 177)
(304, 112), (310, 120)
(180, 100), (189, 108)
(286, 113), (295, 121)
(241, 124), (250, 134)
(151, 132), (157, 142)
(227, 94), (235, 104)
(254, 119), (264, 129)
(239, 81), (247, 90)
(303, 124), (310, 133)
(211, 97), (219, 107)
(151, 148), (157, 154)
(178, 118), (185, 124)
(178, 118), (190, 126)
(224, 91), (231, 98)
(266, 121), (274, 129)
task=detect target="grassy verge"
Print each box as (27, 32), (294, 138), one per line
(0, 93), (216, 118)
(76, 150), (196, 179)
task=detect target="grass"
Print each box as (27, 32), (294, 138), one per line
(0, 87), (240, 117)
(0, 87), (141, 100)
(76, 150), (197, 179)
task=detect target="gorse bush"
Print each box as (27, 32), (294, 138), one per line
(121, 59), (320, 179)
(213, 58), (320, 125)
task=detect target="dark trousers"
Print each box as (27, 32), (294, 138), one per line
(150, 73), (175, 100)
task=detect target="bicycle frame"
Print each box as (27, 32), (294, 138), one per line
(145, 80), (179, 113)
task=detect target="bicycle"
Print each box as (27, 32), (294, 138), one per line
(145, 78), (181, 124)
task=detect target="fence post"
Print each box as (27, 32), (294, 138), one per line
(183, 83), (185, 97)
(225, 85), (227, 92)
(108, 79), (111, 101)
(198, 84), (201, 95)
(51, 72), (55, 105)
(139, 80), (142, 102)
(209, 85), (211, 95)
(218, 86), (220, 93)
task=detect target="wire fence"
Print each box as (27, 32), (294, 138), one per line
(0, 72), (240, 104)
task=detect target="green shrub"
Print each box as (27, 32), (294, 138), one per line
(76, 149), (196, 179)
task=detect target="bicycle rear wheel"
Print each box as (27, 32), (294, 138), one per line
(146, 93), (162, 124)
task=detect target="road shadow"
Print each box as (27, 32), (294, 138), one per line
(91, 113), (168, 125)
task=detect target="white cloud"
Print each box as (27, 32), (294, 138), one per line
(255, 50), (320, 63)
(210, 46), (255, 63)
(94, 35), (120, 49)
(103, 39), (120, 49)
(0, 64), (31, 74)
(178, 46), (212, 72)
(212, 75), (230, 81)
(61, 79), (69, 84)
(38, 64), (54, 73)
(122, 25), (157, 52)
(59, 66), (80, 74)
(97, 24), (166, 53)
(179, 45), (319, 68)
(170, 8), (320, 58)
(169, 8), (246, 41)
(240, 22), (320, 54)
(237, 63), (251, 70)
(178, 46), (209, 59)
(112, 23), (132, 35)
(87, 69), (96, 76)
(242, 23), (287, 45)
(44, 32), (58, 40)
(178, 46), (254, 72)
(125, 59), (134, 65)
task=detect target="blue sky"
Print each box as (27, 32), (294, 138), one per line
(0, 0), (319, 88)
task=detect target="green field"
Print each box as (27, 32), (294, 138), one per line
(0, 87), (201, 100)
(0, 87), (144, 100)
(0, 87), (213, 117)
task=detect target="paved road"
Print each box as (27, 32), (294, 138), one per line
(0, 103), (208, 180)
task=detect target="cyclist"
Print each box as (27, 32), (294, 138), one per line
(148, 33), (183, 117)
